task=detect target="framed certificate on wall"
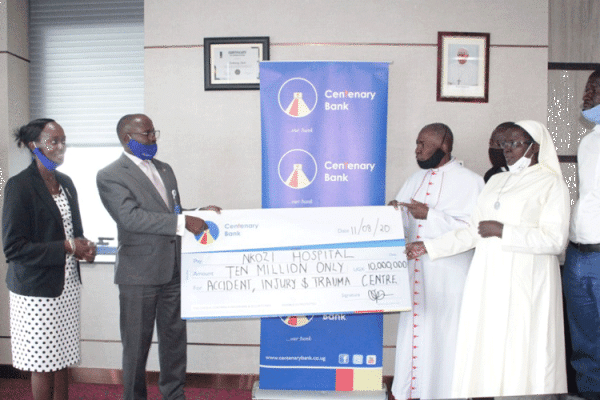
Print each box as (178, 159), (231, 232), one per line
(204, 36), (270, 90)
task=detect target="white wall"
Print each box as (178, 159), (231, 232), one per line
(144, 0), (548, 212)
(129, 0), (548, 375)
(1, 0), (550, 378)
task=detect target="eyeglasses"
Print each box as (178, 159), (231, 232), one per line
(136, 130), (160, 139)
(499, 140), (532, 149)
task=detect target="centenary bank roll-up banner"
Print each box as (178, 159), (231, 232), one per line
(259, 61), (390, 392)
(261, 61), (388, 208)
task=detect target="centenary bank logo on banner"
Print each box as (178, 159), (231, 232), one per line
(281, 315), (313, 327)
(279, 78), (318, 118)
(194, 221), (219, 245)
(278, 149), (318, 190)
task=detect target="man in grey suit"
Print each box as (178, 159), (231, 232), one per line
(97, 114), (218, 400)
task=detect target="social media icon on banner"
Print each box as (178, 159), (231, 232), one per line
(353, 354), (364, 365)
(338, 354), (349, 364)
(366, 355), (377, 365)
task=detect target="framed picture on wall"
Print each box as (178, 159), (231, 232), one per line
(437, 32), (490, 103)
(204, 36), (270, 90)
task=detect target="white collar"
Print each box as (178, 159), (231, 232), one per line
(123, 151), (147, 167)
(430, 157), (459, 172)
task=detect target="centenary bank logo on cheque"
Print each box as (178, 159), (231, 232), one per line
(194, 221), (219, 245)
(195, 222), (260, 244)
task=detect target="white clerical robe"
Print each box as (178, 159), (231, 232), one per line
(426, 164), (569, 397)
(392, 159), (483, 400)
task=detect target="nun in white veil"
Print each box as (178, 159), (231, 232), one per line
(406, 120), (570, 397)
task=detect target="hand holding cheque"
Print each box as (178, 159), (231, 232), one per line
(184, 206), (221, 235)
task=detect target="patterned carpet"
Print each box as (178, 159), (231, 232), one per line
(0, 379), (253, 399)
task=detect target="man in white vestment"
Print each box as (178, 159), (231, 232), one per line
(388, 123), (483, 400)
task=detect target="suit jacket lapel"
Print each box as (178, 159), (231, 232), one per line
(28, 163), (63, 226)
(118, 154), (171, 212)
(152, 159), (175, 211)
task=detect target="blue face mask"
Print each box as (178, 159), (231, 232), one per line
(582, 104), (600, 125)
(127, 137), (157, 160)
(32, 146), (58, 171)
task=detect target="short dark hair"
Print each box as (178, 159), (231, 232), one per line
(116, 114), (137, 136)
(14, 118), (55, 150)
(116, 113), (146, 143)
(589, 68), (600, 82)
(423, 122), (454, 153)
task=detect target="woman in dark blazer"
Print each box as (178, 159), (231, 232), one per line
(2, 119), (96, 400)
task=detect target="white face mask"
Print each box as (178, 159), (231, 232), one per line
(507, 142), (533, 174)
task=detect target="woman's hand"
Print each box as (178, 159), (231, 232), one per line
(406, 241), (427, 260)
(478, 220), (503, 238)
(66, 238), (97, 262)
